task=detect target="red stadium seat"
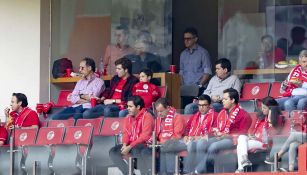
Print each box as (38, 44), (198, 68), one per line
(270, 82), (283, 99)
(24, 127), (65, 174)
(55, 90), (73, 107)
(52, 126), (93, 175)
(48, 118), (75, 128)
(158, 86), (167, 98)
(14, 128), (38, 147)
(100, 118), (124, 137)
(75, 117), (104, 136)
(240, 82), (271, 112)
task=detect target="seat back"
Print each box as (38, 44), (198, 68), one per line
(56, 90), (72, 107)
(48, 118), (75, 128)
(63, 126), (93, 145)
(180, 85), (199, 97)
(35, 127), (65, 145)
(14, 128), (38, 146)
(247, 112), (258, 134)
(75, 117), (104, 136)
(241, 82), (270, 100)
(158, 86), (167, 98)
(40, 120), (48, 127)
(100, 118), (124, 136)
(270, 82), (283, 99)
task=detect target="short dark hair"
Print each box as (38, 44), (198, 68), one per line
(116, 25), (129, 35)
(154, 98), (169, 109)
(82, 57), (96, 72)
(184, 27), (198, 38)
(12, 93), (28, 107)
(139, 68), (153, 78)
(223, 88), (239, 104)
(198, 94), (211, 105)
(215, 58), (231, 72)
(128, 95), (145, 109)
(115, 57), (132, 74)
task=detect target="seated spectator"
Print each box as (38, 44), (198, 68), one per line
(277, 50), (307, 112)
(0, 124), (8, 146)
(154, 98), (186, 175)
(109, 96), (154, 175)
(194, 88), (251, 174)
(183, 94), (217, 173)
(265, 121), (306, 172)
(126, 40), (162, 74)
(4, 93), (39, 129)
(51, 57), (105, 120)
(288, 26), (306, 56)
(184, 58), (241, 114)
(236, 96), (283, 173)
(83, 57), (138, 118)
(133, 69), (160, 108)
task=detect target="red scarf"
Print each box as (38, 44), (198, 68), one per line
(125, 108), (147, 142)
(283, 65), (307, 97)
(10, 107), (32, 127)
(188, 109), (215, 136)
(155, 107), (176, 141)
(253, 117), (269, 141)
(217, 105), (241, 134)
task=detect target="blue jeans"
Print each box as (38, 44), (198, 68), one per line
(50, 105), (87, 120)
(82, 104), (120, 118)
(276, 95), (307, 112)
(118, 109), (129, 118)
(184, 102), (223, 114)
(195, 137), (234, 173)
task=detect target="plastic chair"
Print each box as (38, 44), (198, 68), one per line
(75, 117), (104, 136)
(240, 82), (270, 112)
(52, 126), (93, 175)
(47, 118), (75, 128)
(270, 82), (283, 99)
(55, 90), (73, 107)
(24, 127), (65, 175)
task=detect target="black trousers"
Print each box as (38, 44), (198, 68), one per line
(109, 144), (152, 175)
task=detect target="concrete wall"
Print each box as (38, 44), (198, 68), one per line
(0, 0), (41, 121)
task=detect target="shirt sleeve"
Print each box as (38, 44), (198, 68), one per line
(203, 78), (214, 96)
(70, 81), (82, 104)
(171, 115), (185, 139)
(201, 50), (212, 75)
(130, 114), (154, 148)
(91, 78), (105, 98)
(179, 52), (184, 76)
(232, 76), (242, 96)
(122, 117), (130, 145)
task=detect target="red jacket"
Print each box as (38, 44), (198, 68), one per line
(133, 82), (160, 108)
(0, 126), (8, 145)
(10, 107), (39, 128)
(186, 109), (217, 137)
(122, 108), (154, 147)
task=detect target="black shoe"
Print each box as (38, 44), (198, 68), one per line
(264, 156), (281, 164)
(241, 159), (252, 168)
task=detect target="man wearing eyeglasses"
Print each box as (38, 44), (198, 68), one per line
(179, 27), (212, 88)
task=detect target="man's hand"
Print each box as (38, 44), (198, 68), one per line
(211, 95), (221, 103)
(183, 136), (190, 144)
(66, 93), (72, 102)
(97, 97), (105, 104)
(121, 145), (132, 155)
(104, 99), (114, 105)
(4, 107), (10, 118)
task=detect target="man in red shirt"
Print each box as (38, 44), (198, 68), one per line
(109, 96), (154, 175)
(4, 93), (39, 129)
(183, 94), (217, 173)
(83, 57), (138, 118)
(194, 88), (251, 174)
(154, 98), (186, 174)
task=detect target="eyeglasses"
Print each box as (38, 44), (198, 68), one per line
(184, 37), (195, 41)
(79, 66), (86, 70)
(198, 104), (209, 107)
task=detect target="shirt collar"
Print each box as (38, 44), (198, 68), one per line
(185, 44), (199, 53)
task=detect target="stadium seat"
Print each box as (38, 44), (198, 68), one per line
(240, 82), (270, 112)
(54, 90), (73, 107)
(47, 118), (75, 128)
(52, 126), (93, 175)
(75, 117), (104, 136)
(158, 85), (167, 98)
(24, 127), (65, 175)
(269, 82), (283, 99)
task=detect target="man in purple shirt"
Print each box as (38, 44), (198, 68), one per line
(51, 57), (105, 120)
(179, 27), (212, 87)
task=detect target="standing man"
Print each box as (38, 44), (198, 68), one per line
(4, 93), (39, 129)
(104, 25), (135, 76)
(83, 57), (138, 118)
(184, 58), (241, 114)
(277, 50), (307, 112)
(51, 57), (105, 120)
(194, 88), (252, 174)
(154, 98), (186, 175)
(109, 96), (154, 175)
(179, 27), (212, 88)
(183, 94), (217, 173)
